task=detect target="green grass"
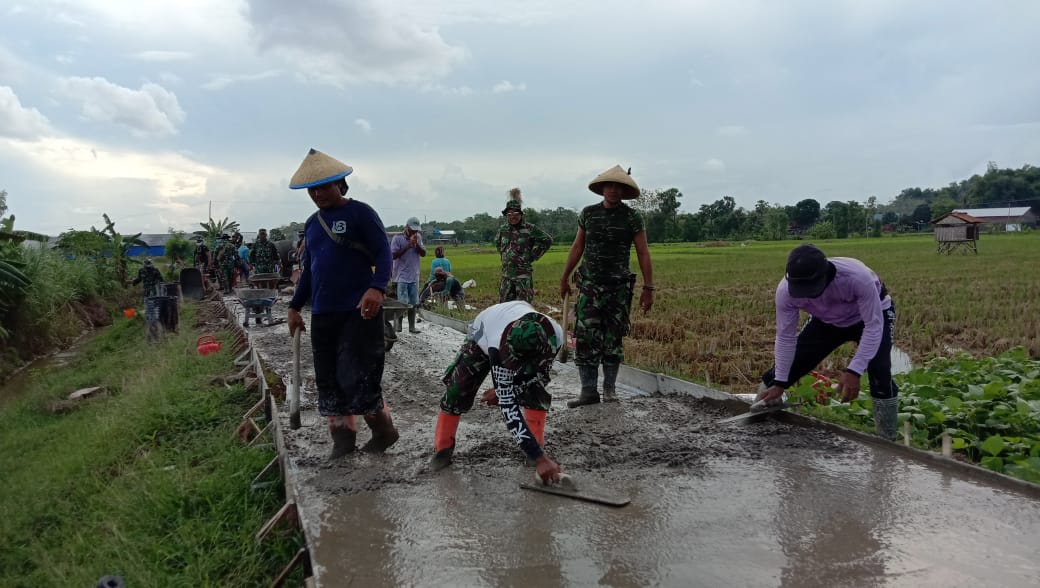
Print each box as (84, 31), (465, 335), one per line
(0, 306), (301, 587)
(434, 232), (1040, 390)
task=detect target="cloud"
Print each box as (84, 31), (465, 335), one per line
(133, 50), (193, 62)
(702, 158), (726, 173)
(492, 80), (526, 93)
(716, 125), (747, 137)
(201, 70), (281, 91)
(245, 0), (467, 86)
(57, 77), (186, 137)
(419, 83), (474, 96)
(354, 118), (372, 134)
(0, 86), (53, 139)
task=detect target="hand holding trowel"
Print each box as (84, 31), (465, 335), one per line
(716, 383), (799, 425)
(520, 470), (631, 507)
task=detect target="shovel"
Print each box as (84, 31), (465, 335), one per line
(290, 329), (302, 430)
(520, 471), (630, 507)
(557, 292), (571, 363)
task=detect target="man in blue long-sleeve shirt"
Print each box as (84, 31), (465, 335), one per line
(756, 244), (898, 440)
(287, 148), (398, 458)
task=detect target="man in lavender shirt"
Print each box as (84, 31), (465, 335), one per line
(391, 216), (426, 333)
(756, 244), (898, 440)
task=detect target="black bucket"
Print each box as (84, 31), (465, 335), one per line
(160, 283), (182, 305)
(145, 296), (179, 332)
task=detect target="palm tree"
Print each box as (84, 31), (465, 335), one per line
(197, 217), (241, 243)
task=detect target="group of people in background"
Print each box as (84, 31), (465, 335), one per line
(187, 230), (281, 295)
(283, 148), (899, 485)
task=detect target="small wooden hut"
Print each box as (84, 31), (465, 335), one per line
(930, 212), (983, 254)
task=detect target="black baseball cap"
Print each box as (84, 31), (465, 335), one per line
(786, 244), (831, 298)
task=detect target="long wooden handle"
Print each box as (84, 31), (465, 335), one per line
(290, 329), (301, 429)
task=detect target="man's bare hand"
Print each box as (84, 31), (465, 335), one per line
(534, 455), (562, 483)
(288, 308), (306, 337)
(356, 288), (385, 320)
(836, 371), (862, 403)
(559, 278), (572, 299)
(639, 289), (654, 314)
(481, 388), (498, 406)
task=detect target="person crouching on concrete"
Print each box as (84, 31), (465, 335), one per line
(286, 148), (399, 458)
(431, 300), (564, 483)
(755, 244), (899, 440)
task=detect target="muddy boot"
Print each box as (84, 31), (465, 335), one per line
(328, 415), (358, 459)
(873, 396), (899, 441)
(567, 365), (600, 408)
(430, 412), (461, 471)
(601, 363), (620, 403)
(361, 405), (400, 453)
(408, 307), (420, 334)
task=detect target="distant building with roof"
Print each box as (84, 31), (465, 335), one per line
(952, 207), (1037, 232)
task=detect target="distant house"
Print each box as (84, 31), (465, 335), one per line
(430, 229), (457, 245)
(930, 212), (984, 254)
(952, 207), (1037, 232)
(127, 234), (172, 257)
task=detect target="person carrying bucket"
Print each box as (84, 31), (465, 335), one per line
(430, 300), (564, 483)
(287, 148), (398, 458)
(132, 258), (164, 299)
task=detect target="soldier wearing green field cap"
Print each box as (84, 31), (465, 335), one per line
(560, 165), (654, 408)
(496, 187), (553, 303)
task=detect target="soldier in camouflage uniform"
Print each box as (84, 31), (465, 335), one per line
(496, 188), (553, 303)
(560, 165), (655, 407)
(215, 234), (237, 294)
(132, 258), (164, 298)
(430, 300), (564, 482)
(249, 228), (280, 274)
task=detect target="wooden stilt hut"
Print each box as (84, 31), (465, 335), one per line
(930, 212), (983, 254)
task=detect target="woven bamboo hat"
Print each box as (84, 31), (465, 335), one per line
(289, 148), (353, 189)
(588, 165), (640, 200)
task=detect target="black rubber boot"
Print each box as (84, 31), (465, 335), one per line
(567, 365), (601, 408)
(329, 426), (357, 459)
(602, 363), (620, 402)
(361, 408), (400, 453)
(430, 445), (455, 471)
(408, 307), (420, 334)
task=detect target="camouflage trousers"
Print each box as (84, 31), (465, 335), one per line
(440, 340), (551, 414)
(574, 274), (635, 367)
(499, 274), (535, 303)
(218, 264), (235, 292)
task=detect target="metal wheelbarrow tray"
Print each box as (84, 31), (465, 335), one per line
(235, 287), (278, 327)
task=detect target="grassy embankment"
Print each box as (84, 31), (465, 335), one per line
(429, 232), (1040, 390)
(0, 305), (301, 587)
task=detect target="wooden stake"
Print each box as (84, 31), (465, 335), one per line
(941, 432), (952, 457)
(903, 421), (911, 446)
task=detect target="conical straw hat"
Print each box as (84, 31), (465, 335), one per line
(289, 148), (353, 189)
(588, 165), (639, 199)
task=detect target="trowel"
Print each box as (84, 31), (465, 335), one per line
(520, 472), (631, 507)
(716, 401), (800, 425)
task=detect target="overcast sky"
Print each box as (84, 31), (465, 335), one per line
(2, 0), (1039, 235)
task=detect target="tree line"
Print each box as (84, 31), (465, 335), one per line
(277, 162), (1040, 245)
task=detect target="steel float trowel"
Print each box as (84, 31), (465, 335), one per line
(520, 472), (631, 507)
(716, 400), (800, 425)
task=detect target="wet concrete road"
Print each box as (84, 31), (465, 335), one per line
(238, 299), (1040, 588)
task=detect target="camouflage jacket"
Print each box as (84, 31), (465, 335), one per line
(133, 265), (164, 294)
(250, 240), (279, 273)
(215, 243), (238, 268)
(495, 221), (552, 277)
(577, 202), (645, 285)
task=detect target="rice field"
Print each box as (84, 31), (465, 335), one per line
(423, 232), (1040, 393)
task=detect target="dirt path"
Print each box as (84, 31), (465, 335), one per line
(235, 295), (1040, 588)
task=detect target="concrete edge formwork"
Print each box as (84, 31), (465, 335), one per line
(420, 307), (1040, 498)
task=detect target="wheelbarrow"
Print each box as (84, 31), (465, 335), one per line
(249, 272), (281, 290)
(382, 299), (411, 351)
(235, 287), (278, 328)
